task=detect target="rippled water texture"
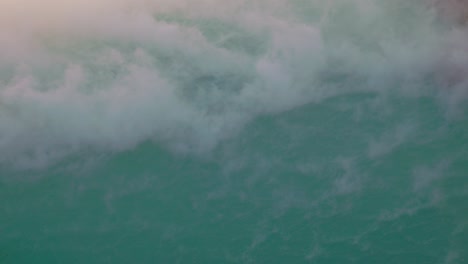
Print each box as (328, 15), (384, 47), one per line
(1, 0), (467, 263)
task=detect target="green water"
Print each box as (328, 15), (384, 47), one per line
(1, 0), (468, 263)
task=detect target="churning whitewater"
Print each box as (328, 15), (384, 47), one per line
(0, 0), (467, 263)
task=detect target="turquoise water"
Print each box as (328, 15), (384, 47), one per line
(1, 0), (467, 263)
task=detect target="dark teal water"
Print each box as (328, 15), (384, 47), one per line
(1, 0), (467, 263)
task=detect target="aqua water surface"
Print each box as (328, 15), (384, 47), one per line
(0, 0), (467, 263)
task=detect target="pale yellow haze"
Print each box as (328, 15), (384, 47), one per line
(0, 0), (242, 31)
(0, 0), (192, 31)
(0, 0), (113, 29)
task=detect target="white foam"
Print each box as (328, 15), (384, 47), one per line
(0, 0), (466, 168)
